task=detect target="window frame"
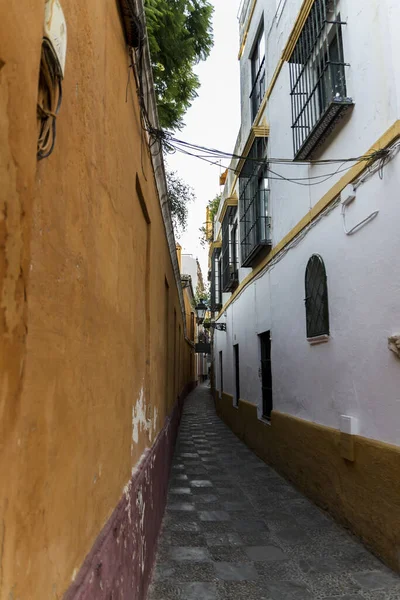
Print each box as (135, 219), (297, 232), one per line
(210, 247), (222, 312)
(304, 254), (330, 340)
(221, 208), (239, 293)
(250, 23), (266, 122)
(288, 0), (353, 160)
(239, 137), (272, 267)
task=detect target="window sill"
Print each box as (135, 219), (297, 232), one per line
(241, 240), (272, 268)
(307, 334), (330, 346)
(294, 99), (354, 161)
(260, 416), (272, 426)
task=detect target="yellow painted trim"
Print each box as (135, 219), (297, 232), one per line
(217, 120), (400, 319)
(218, 194), (238, 223)
(208, 240), (222, 263)
(234, 123), (270, 179)
(282, 0), (314, 61)
(238, 0), (258, 60)
(254, 0), (313, 127)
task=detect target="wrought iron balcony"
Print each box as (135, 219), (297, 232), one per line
(289, 0), (353, 160)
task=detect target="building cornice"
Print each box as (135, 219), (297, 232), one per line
(218, 194), (238, 223)
(234, 122), (270, 178)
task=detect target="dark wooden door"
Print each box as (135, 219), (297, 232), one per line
(233, 344), (240, 405)
(260, 331), (272, 419)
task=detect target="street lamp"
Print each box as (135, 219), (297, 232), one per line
(195, 299), (207, 324)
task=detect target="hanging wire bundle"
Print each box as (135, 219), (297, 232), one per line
(37, 38), (63, 160)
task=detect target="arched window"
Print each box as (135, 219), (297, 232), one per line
(305, 255), (329, 339)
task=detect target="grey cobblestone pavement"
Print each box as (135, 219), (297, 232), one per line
(148, 384), (400, 600)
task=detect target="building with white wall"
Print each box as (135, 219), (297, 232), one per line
(210, 0), (400, 571)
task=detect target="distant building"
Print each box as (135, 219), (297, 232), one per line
(178, 246), (208, 383)
(209, 0), (400, 572)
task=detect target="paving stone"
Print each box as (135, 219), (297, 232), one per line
(266, 580), (313, 599)
(214, 562), (258, 582)
(169, 546), (211, 562)
(196, 494), (218, 503)
(223, 501), (252, 511)
(160, 532), (206, 548)
(171, 474), (189, 481)
(205, 532), (242, 546)
(352, 570), (400, 591)
(148, 384), (399, 600)
(232, 519), (269, 533)
(168, 521), (200, 533)
(168, 502), (196, 512)
(275, 526), (310, 544)
(177, 582), (217, 600)
(209, 545), (249, 562)
(199, 510), (231, 522)
(190, 480), (213, 487)
(245, 545), (288, 562)
(323, 596), (362, 600)
(299, 555), (344, 574)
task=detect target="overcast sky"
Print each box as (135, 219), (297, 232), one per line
(167, 0), (241, 280)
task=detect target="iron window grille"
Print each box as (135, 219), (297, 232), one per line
(239, 137), (272, 267)
(210, 247), (222, 312)
(305, 254), (329, 338)
(289, 0), (353, 160)
(250, 28), (266, 121)
(221, 208), (239, 292)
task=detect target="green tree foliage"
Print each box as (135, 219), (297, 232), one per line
(199, 193), (221, 247)
(144, 0), (214, 130)
(166, 170), (195, 237)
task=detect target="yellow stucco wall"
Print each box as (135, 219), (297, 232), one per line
(183, 287), (197, 383)
(216, 392), (400, 573)
(0, 2), (193, 598)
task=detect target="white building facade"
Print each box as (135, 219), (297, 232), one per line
(210, 0), (400, 570)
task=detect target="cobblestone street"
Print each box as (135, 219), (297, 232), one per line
(148, 384), (400, 600)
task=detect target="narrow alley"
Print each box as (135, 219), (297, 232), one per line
(149, 384), (400, 600)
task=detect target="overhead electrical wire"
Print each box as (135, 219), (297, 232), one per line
(128, 9), (394, 189)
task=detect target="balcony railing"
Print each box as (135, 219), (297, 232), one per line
(250, 56), (266, 121)
(289, 0), (353, 159)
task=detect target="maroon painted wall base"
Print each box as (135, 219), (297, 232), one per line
(64, 381), (197, 600)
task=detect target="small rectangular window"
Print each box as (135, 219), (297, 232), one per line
(250, 25), (265, 121)
(210, 247), (222, 312)
(239, 137), (272, 267)
(221, 209), (239, 293)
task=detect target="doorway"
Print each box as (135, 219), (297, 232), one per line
(233, 344), (240, 406)
(259, 331), (273, 419)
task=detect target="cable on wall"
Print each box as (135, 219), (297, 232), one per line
(37, 2), (67, 160)
(37, 39), (63, 160)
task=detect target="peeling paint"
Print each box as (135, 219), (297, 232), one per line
(63, 383), (196, 600)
